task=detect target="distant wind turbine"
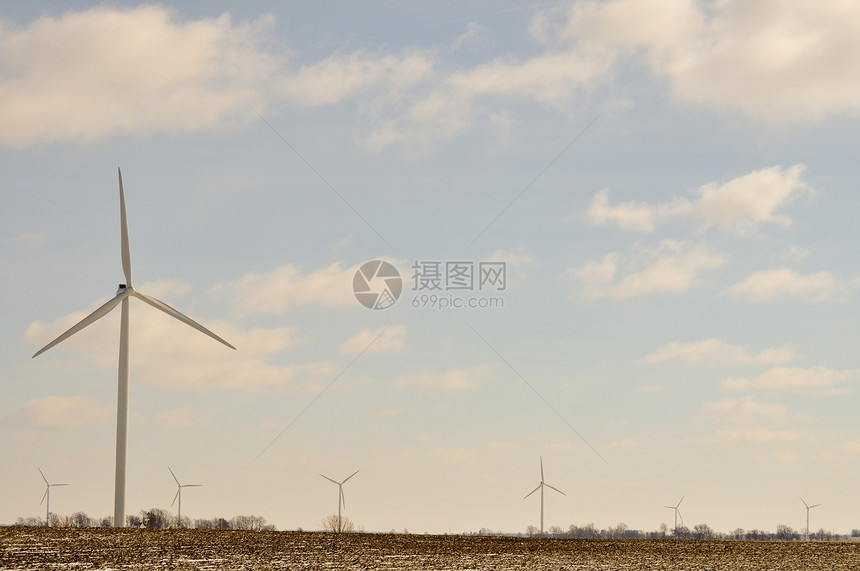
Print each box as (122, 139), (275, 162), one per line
(800, 496), (820, 540)
(38, 468), (68, 527)
(169, 467), (202, 528)
(32, 168), (235, 527)
(664, 496), (684, 534)
(320, 470), (359, 532)
(523, 457), (565, 535)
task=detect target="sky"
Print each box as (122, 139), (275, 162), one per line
(2, 0), (860, 535)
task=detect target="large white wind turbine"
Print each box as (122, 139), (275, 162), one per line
(800, 496), (820, 540)
(169, 467), (202, 528)
(38, 468), (68, 527)
(523, 457), (565, 535)
(32, 168), (235, 527)
(320, 470), (359, 533)
(664, 496), (684, 534)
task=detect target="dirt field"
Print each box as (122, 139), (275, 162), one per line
(2, 527), (859, 570)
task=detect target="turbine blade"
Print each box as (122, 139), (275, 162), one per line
(38, 467), (48, 485)
(185, 484), (202, 488)
(171, 489), (180, 507)
(40, 489), (48, 505)
(678, 510), (684, 525)
(54, 483), (69, 487)
(810, 504), (820, 509)
(800, 496), (808, 508)
(677, 496), (684, 508)
(168, 467), (180, 486)
(524, 484), (541, 499)
(342, 470), (360, 484)
(340, 488), (346, 510)
(118, 167), (132, 287)
(32, 291), (127, 358)
(133, 292), (236, 350)
(545, 483), (566, 496)
(320, 474), (339, 485)
(540, 457), (544, 483)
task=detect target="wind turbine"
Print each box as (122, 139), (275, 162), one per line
(800, 497), (820, 540)
(523, 457), (565, 535)
(320, 470), (359, 532)
(38, 468), (68, 527)
(664, 496), (684, 535)
(169, 467), (202, 528)
(32, 168), (235, 527)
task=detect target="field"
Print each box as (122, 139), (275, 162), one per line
(2, 527), (860, 570)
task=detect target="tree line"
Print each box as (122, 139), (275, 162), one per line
(14, 509), (274, 531)
(509, 522), (859, 541)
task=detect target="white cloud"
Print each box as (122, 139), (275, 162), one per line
(726, 268), (841, 302)
(586, 165), (812, 235)
(701, 395), (789, 424)
(0, 6), (278, 147)
(645, 339), (795, 367)
(698, 395), (808, 444)
(487, 246), (537, 269)
(721, 366), (853, 395)
(280, 49), (435, 107)
(569, 239), (725, 300)
(393, 365), (495, 393)
(607, 437), (640, 449)
(4, 395), (111, 428)
(451, 23), (489, 51)
(24, 295), (350, 393)
(339, 325), (407, 355)
(143, 406), (207, 428)
(544, 0), (860, 123)
(216, 262), (358, 316)
(3, 232), (45, 246)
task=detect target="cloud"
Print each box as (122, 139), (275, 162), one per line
(216, 262), (358, 316)
(645, 339), (795, 367)
(280, 49), (435, 107)
(24, 292), (353, 393)
(3, 232), (45, 246)
(701, 395), (789, 423)
(586, 165), (812, 235)
(698, 395), (807, 444)
(339, 325), (407, 355)
(0, 6), (278, 147)
(393, 365), (496, 393)
(607, 437), (640, 449)
(637, 385), (664, 394)
(721, 366), (853, 395)
(569, 239), (725, 300)
(726, 268), (842, 302)
(4, 395), (111, 428)
(544, 0), (860, 123)
(142, 406), (208, 428)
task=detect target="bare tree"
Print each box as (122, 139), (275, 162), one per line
(321, 514), (356, 533)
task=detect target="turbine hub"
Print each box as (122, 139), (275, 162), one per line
(116, 284), (134, 295)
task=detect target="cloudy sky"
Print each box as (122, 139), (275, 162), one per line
(2, 0), (860, 534)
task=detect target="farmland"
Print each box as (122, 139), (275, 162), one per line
(2, 527), (860, 570)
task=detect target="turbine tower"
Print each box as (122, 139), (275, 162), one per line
(800, 496), (820, 540)
(32, 168), (235, 527)
(320, 470), (359, 532)
(38, 468), (68, 527)
(664, 496), (684, 535)
(169, 467), (202, 528)
(523, 457), (565, 535)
